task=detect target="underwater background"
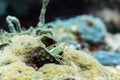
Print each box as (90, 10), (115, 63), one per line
(0, 0), (120, 33)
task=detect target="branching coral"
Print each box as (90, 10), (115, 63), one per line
(6, 15), (22, 33)
(38, 0), (50, 27)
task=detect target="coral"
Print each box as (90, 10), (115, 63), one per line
(62, 47), (120, 80)
(6, 16), (22, 33)
(3, 31), (64, 68)
(3, 13), (64, 68)
(44, 19), (81, 49)
(38, 64), (82, 80)
(0, 30), (10, 44)
(4, 35), (45, 62)
(45, 15), (106, 43)
(50, 26), (81, 50)
(93, 50), (120, 66)
(105, 33), (120, 52)
(53, 26), (76, 42)
(116, 65), (120, 71)
(38, 0), (50, 26)
(0, 51), (20, 66)
(78, 15), (106, 43)
(0, 61), (41, 80)
(6, 46), (119, 80)
(105, 66), (120, 80)
(0, 0), (119, 80)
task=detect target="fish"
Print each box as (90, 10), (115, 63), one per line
(47, 42), (65, 55)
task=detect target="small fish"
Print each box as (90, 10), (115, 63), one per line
(47, 42), (65, 55)
(29, 46), (60, 68)
(28, 42), (65, 68)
